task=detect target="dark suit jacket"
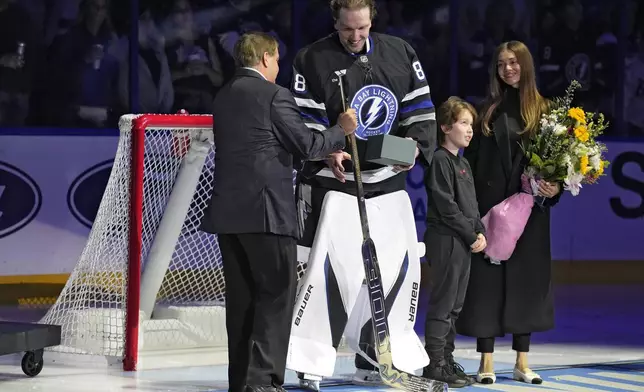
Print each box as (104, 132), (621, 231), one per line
(200, 68), (346, 238)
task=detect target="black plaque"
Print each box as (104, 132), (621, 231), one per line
(365, 134), (417, 166)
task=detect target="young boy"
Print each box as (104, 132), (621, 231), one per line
(422, 96), (486, 388)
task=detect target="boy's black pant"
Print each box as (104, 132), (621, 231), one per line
(424, 233), (471, 362)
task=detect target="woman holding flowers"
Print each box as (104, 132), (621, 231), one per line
(456, 41), (562, 385)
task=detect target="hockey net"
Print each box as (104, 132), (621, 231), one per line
(40, 113), (307, 370)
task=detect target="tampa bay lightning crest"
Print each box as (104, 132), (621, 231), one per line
(350, 84), (398, 140)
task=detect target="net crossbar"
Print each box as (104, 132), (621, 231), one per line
(40, 114), (307, 370)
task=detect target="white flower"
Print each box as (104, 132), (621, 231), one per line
(540, 117), (556, 131)
(564, 166), (584, 196)
(590, 154), (601, 170)
(554, 124), (568, 135)
(562, 154), (572, 168)
(573, 142), (588, 157)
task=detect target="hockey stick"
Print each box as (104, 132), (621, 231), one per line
(334, 71), (447, 392)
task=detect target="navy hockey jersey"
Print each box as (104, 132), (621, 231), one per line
(538, 26), (598, 100)
(291, 32), (436, 192)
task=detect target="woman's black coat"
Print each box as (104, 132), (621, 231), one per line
(455, 88), (562, 338)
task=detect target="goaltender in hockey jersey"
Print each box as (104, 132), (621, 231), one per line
(292, 32), (437, 194)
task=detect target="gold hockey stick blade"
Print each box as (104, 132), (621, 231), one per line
(377, 350), (448, 392)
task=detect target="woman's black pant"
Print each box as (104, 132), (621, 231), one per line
(476, 333), (531, 353)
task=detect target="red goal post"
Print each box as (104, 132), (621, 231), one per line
(124, 113), (214, 370)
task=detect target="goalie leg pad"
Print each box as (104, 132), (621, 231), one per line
(343, 191), (428, 374)
(287, 191), (366, 376)
(287, 190), (428, 376)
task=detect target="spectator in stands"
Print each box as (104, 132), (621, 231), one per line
(0, 0), (37, 126)
(459, 1), (519, 105)
(266, 2), (293, 87)
(382, 1), (427, 51)
(371, 0), (390, 33)
(108, 0), (173, 114)
(164, 0), (224, 114)
(419, 4), (451, 106)
(19, 0), (83, 47)
(591, 3), (619, 123)
(625, 0), (642, 52)
(537, 0), (596, 105)
(299, 0), (335, 47)
(624, 24), (644, 135)
(456, 4), (486, 104)
(42, 0), (119, 127)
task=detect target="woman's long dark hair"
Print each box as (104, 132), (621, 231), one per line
(479, 41), (549, 137)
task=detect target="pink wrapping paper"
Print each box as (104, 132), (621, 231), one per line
(481, 174), (535, 263)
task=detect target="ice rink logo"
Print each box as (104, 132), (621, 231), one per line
(350, 84), (398, 140)
(67, 160), (113, 228)
(0, 162), (42, 238)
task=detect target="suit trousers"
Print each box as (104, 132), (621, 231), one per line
(424, 233), (471, 363)
(218, 233), (298, 392)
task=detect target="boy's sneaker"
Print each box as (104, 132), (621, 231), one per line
(297, 373), (321, 391)
(423, 360), (469, 388)
(352, 368), (382, 386)
(446, 358), (475, 386)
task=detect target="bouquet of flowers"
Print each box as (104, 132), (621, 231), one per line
(481, 80), (610, 264)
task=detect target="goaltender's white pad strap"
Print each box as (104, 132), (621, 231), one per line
(316, 166), (397, 183)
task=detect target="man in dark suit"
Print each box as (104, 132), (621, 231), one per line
(200, 32), (357, 392)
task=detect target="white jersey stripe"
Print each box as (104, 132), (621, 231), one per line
(400, 112), (436, 126)
(402, 86), (430, 102)
(295, 97), (326, 110)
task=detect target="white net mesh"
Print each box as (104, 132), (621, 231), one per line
(40, 114), (307, 359)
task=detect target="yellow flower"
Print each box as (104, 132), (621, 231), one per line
(568, 107), (586, 124)
(574, 125), (589, 142)
(596, 160), (606, 176)
(580, 155), (589, 175)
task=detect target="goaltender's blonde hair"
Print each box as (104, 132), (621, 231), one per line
(329, 0), (377, 21)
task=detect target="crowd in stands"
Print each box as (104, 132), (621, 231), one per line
(0, 0), (641, 136)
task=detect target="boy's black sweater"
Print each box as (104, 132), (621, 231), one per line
(425, 147), (485, 246)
